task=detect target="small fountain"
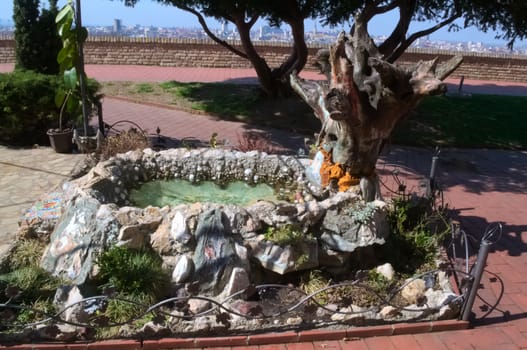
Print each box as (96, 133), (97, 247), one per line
(41, 147), (389, 283)
(5, 147), (460, 339)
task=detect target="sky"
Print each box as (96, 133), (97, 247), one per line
(0, 0), (524, 47)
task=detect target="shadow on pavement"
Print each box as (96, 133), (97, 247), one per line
(381, 146), (527, 194)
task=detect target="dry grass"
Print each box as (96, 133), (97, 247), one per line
(99, 128), (151, 160)
(234, 131), (276, 153)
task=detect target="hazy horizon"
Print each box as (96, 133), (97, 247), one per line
(1, 0), (525, 47)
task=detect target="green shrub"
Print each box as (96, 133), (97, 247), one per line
(0, 71), (100, 146)
(96, 246), (170, 300)
(15, 298), (57, 324)
(382, 196), (450, 274)
(264, 224), (308, 247)
(0, 266), (62, 302)
(9, 240), (48, 270)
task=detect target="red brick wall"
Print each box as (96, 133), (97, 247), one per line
(1, 35), (526, 82)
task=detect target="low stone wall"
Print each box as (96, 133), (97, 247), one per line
(1, 35), (526, 82)
(0, 36), (15, 63)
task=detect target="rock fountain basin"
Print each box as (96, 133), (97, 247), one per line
(38, 148), (460, 333)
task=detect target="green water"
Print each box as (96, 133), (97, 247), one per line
(130, 179), (279, 207)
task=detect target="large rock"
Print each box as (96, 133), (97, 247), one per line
(320, 200), (389, 252)
(251, 238), (319, 274)
(40, 193), (120, 285)
(192, 209), (243, 295)
(53, 285), (88, 324)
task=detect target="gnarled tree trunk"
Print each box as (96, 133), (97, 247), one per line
(291, 19), (462, 200)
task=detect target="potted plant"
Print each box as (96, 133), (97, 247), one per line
(47, 89), (75, 153)
(48, 0), (102, 153)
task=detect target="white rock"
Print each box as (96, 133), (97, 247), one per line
(380, 305), (400, 319)
(172, 255), (194, 283)
(401, 279), (426, 304)
(376, 263), (395, 281)
(222, 267), (250, 298)
(170, 211), (190, 243)
(286, 316), (303, 325)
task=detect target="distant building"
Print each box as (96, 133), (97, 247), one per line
(257, 25), (286, 41)
(113, 19), (122, 33)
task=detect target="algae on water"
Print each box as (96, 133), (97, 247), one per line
(130, 179), (279, 207)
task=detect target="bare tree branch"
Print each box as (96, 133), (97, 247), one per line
(177, 5), (248, 59)
(378, 0), (416, 58)
(362, 0), (400, 23)
(386, 11), (462, 62)
(435, 55), (464, 80)
(247, 15), (258, 27)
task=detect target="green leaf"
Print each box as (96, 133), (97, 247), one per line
(58, 18), (73, 37)
(63, 68), (78, 90)
(56, 4), (74, 24)
(55, 90), (66, 108)
(57, 47), (73, 65)
(65, 93), (79, 114)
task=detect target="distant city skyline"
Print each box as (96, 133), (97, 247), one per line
(1, 0), (525, 48)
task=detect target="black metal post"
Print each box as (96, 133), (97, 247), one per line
(461, 238), (492, 321)
(75, 0), (89, 137)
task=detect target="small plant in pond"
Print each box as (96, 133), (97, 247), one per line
(94, 294), (162, 339)
(264, 224), (310, 247)
(366, 269), (392, 295)
(349, 201), (379, 225)
(300, 270), (331, 305)
(96, 246), (170, 300)
(0, 266), (63, 303)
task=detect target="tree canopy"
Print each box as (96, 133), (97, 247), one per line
(120, 0), (324, 96)
(321, 0), (527, 62)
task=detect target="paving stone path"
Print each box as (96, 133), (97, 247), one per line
(0, 147), (85, 264)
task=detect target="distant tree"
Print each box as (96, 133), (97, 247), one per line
(13, 0), (61, 74)
(35, 0), (61, 74)
(13, 0), (40, 71)
(120, 0), (324, 97)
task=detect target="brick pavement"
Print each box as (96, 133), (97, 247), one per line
(0, 64), (526, 349)
(2, 62), (527, 95)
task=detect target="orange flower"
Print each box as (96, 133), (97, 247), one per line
(338, 172), (360, 192)
(329, 163), (344, 180)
